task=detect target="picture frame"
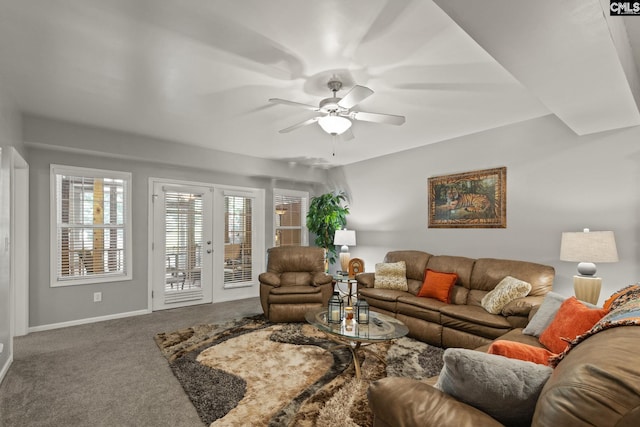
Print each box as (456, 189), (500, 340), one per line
(428, 167), (506, 228)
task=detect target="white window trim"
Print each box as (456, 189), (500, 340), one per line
(50, 164), (133, 287)
(273, 188), (309, 247)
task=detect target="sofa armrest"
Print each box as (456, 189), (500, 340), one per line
(501, 295), (545, 317)
(312, 272), (333, 286)
(368, 377), (504, 427)
(356, 272), (375, 288)
(258, 272), (280, 287)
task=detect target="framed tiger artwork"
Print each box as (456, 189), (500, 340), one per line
(428, 167), (506, 228)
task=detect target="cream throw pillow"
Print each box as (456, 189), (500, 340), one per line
(481, 276), (532, 314)
(374, 261), (408, 291)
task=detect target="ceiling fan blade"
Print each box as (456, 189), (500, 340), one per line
(351, 111), (406, 126)
(278, 117), (319, 133)
(337, 85), (374, 109)
(269, 98), (319, 111)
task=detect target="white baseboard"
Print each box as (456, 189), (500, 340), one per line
(0, 355), (13, 386)
(28, 309), (150, 333)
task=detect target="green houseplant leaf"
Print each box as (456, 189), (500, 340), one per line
(306, 191), (350, 265)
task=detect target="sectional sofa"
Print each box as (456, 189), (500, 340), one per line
(356, 250), (555, 349)
(367, 287), (640, 427)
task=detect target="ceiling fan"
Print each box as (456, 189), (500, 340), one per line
(269, 80), (405, 138)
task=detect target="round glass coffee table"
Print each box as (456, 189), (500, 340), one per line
(305, 307), (409, 378)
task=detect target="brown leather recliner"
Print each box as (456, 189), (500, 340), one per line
(259, 246), (334, 322)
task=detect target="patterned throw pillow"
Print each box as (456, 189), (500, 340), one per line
(481, 276), (532, 315)
(374, 261), (408, 291)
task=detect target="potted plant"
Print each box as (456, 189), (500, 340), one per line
(306, 191), (350, 266)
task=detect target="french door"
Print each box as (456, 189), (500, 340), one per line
(151, 181), (213, 310)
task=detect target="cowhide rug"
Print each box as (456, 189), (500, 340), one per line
(154, 315), (444, 427)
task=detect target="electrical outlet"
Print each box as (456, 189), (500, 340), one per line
(93, 292), (102, 303)
(0, 343), (4, 353)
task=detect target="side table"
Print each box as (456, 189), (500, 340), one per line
(333, 274), (358, 306)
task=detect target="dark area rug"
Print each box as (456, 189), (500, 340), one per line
(154, 315), (444, 426)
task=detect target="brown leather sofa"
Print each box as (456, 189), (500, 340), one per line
(368, 324), (640, 426)
(356, 250), (555, 349)
(259, 246), (333, 322)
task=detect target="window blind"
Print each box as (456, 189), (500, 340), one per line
(53, 166), (131, 285)
(274, 190), (308, 247)
(224, 195), (253, 284)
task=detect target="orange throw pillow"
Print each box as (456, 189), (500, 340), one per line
(539, 297), (608, 353)
(488, 341), (556, 366)
(418, 269), (458, 303)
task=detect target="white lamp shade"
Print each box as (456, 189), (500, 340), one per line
(560, 229), (618, 263)
(333, 229), (356, 246)
(318, 115), (352, 135)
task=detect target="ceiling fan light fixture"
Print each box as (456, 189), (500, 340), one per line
(318, 115), (352, 135)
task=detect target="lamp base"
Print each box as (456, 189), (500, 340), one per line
(573, 275), (602, 305)
(339, 252), (350, 274)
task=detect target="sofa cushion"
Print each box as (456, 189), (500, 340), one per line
(383, 250), (431, 282)
(539, 297), (607, 353)
(488, 340), (556, 366)
(397, 294), (447, 311)
(425, 255), (475, 289)
(368, 377), (505, 427)
(534, 327), (640, 427)
(359, 287), (406, 302)
(435, 348), (553, 427)
(440, 304), (512, 329)
(475, 328), (544, 352)
(481, 276), (532, 314)
(359, 288), (403, 314)
(417, 269), (458, 303)
(397, 294), (446, 323)
(374, 261), (408, 291)
(470, 258), (554, 296)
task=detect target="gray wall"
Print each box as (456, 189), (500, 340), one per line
(20, 111), (640, 328)
(26, 117), (324, 328)
(336, 114), (639, 305)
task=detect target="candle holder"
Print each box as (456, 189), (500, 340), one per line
(356, 298), (369, 324)
(327, 291), (344, 324)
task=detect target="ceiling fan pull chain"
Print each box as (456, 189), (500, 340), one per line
(332, 134), (336, 157)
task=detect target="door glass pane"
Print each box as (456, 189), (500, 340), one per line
(165, 191), (203, 295)
(224, 195), (252, 284)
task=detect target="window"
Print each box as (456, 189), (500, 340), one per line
(274, 189), (308, 247)
(224, 193), (253, 285)
(51, 165), (132, 286)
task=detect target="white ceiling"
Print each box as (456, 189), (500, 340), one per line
(1, 0), (639, 167)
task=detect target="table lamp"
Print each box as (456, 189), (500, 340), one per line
(560, 228), (618, 305)
(333, 228), (356, 275)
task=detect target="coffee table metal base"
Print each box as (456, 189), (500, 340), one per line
(305, 307), (409, 379)
(325, 340), (387, 379)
